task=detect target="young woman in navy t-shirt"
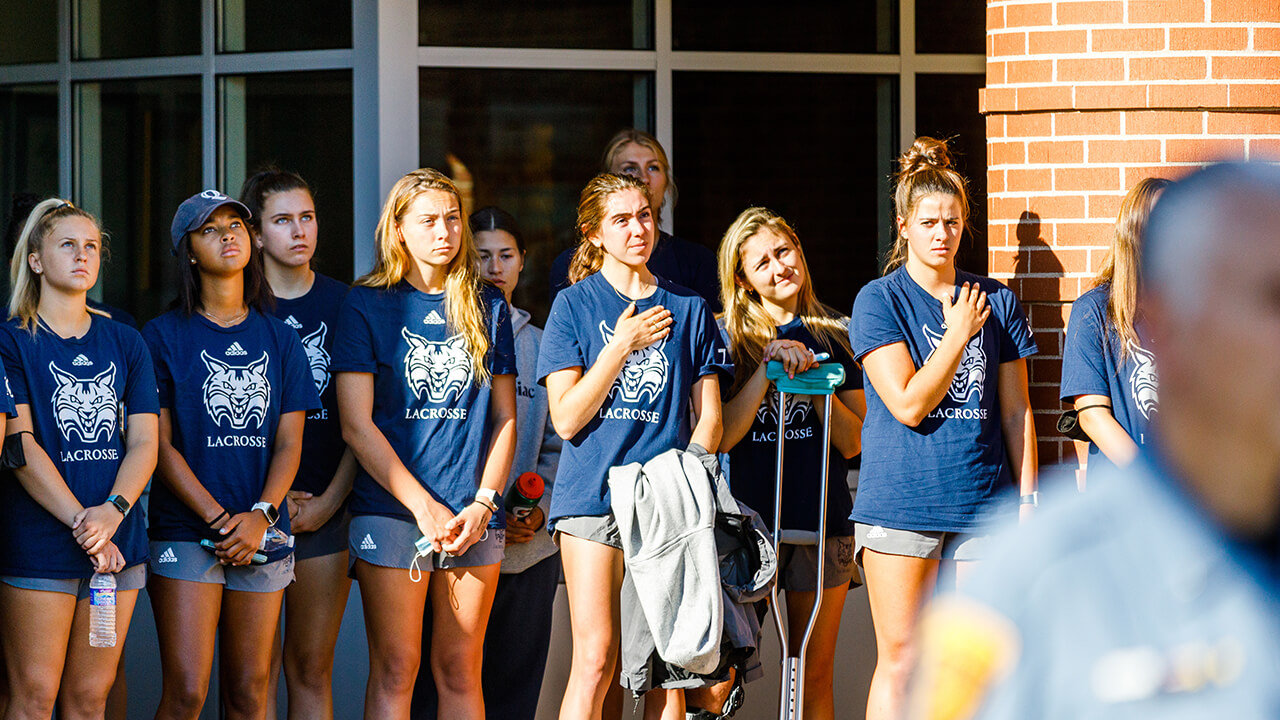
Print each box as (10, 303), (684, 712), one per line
(0, 199), (153, 719)
(1061, 177), (1169, 483)
(144, 190), (318, 720)
(716, 207), (865, 720)
(537, 173), (728, 719)
(849, 138), (1038, 720)
(332, 169), (517, 719)
(239, 168), (354, 720)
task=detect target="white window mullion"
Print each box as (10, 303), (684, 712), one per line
(201, 0), (217, 189)
(654, 0), (673, 235)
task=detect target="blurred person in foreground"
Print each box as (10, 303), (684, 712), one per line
(906, 162), (1280, 720)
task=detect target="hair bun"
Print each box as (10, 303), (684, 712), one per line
(898, 136), (953, 176)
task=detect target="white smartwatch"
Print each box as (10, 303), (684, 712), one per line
(251, 501), (280, 525)
(475, 488), (500, 513)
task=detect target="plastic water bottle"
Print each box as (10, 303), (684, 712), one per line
(88, 572), (117, 648)
(505, 472), (545, 520)
(258, 526), (294, 553)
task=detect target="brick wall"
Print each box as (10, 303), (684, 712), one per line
(983, 0), (1280, 466)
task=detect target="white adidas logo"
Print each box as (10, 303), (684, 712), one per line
(866, 526), (888, 539)
(359, 533), (377, 551)
(226, 342), (248, 356)
(423, 310), (445, 326)
(72, 354), (92, 366)
(284, 315), (303, 329)
(158, 547), (178, 563)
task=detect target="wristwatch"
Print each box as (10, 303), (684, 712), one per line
(475, 488), (500, 513)
(1020, 491), (1040, 508)
(252, 501), (280, 526)
(106, 494), (131, 517)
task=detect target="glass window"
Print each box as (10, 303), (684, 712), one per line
(419, 0), (652, 50)
(420, 68), (651, 321)
(0, 84), (59, 298)
(0, 4), (57, 64)
(75, 0), (200, 60)
(673, 71), (897, 316)
(914, 73), (987, 275)
(219, 0), (352, 53)
(219, 70), (354, 283)
(916, 0), (985, 55)
(673, 0), (896, 54)
(76, 77), (202, 322)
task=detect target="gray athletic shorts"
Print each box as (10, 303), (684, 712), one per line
(854, 523), (988, 565)
(293, 510), (350, 561)
(1, 563), (147, 600)
(148, 541), (295, 593)
(777, 535), (860, 591)
(553, 513), (622, 550)
(348, 514), (505, 572)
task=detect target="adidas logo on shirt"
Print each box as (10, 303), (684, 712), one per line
(359, 533), (377, 551)
(866, 526), (888, 539)
(226, 342), (248, 356)
(423, 310), (445, 326)
(158, 547), (178, 563)
(284, 315), (303, 329)
(72, 354), (92, 366)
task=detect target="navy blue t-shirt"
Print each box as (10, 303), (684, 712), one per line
(0, 317), (156, 578)
(331, 282), (516, 523)
(537, 273), (731, 524)
(550, 231), (722, 312)
(1061, 283), (1158, 472)
(142, 310), (319, 548)
(272, 273), (349, 496)
(721, 317), (861, 536)
(850, 268), (1037, 532)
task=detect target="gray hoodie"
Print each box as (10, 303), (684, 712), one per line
(500, 307), (561, 574)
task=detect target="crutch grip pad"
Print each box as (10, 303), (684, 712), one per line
(765, 361), (845, 395)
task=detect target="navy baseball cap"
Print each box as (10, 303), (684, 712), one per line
(170, 190), (251, 255)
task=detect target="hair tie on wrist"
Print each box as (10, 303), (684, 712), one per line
(207, 510), (228, 527)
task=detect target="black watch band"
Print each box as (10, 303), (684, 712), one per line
(107, 494), (131, 517)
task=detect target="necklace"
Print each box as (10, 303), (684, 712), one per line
(610, 277), (655, 304)
(199, 306), (250, 327)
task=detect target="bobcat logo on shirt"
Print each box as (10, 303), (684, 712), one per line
(1127, 340), (1158, 420)
(49, 361), (118, 443)
(300, 322), (331, 395)
(201, 351), (271, 430)
(599, 321), (669, 405)
(922, 325), (986, 404)
(755, 389), (812, 428)
(401, 328), (473, 404)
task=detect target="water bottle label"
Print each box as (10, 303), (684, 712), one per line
(90, 589), (116, 606)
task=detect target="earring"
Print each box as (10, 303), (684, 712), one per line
(33, 268), (41, 275)
(189, 257), (197, 265)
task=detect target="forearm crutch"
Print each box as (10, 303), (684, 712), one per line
(765, 358), (846, 720)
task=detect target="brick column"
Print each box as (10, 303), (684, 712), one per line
(983, 0), (1280, 466)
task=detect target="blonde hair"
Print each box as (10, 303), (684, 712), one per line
(886, 136), (970, 272)
(1091, 177), (1171, 358)
(357, 168), (491, 383)
(567, 173), (651, 285)
(8, 199), (109, 332)
(601, 128), (676, 223)
(718, 207), (854, 396)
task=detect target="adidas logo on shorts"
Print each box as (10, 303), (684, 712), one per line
(359, 533), (377, 551)
(158, 547), (178, 563)
(72, 354), (93, 366)
(283, 315), (303, 329)
(866, 526), (888, 539)
(226, 342), (248, 356)
(423, 310), (445, 325)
